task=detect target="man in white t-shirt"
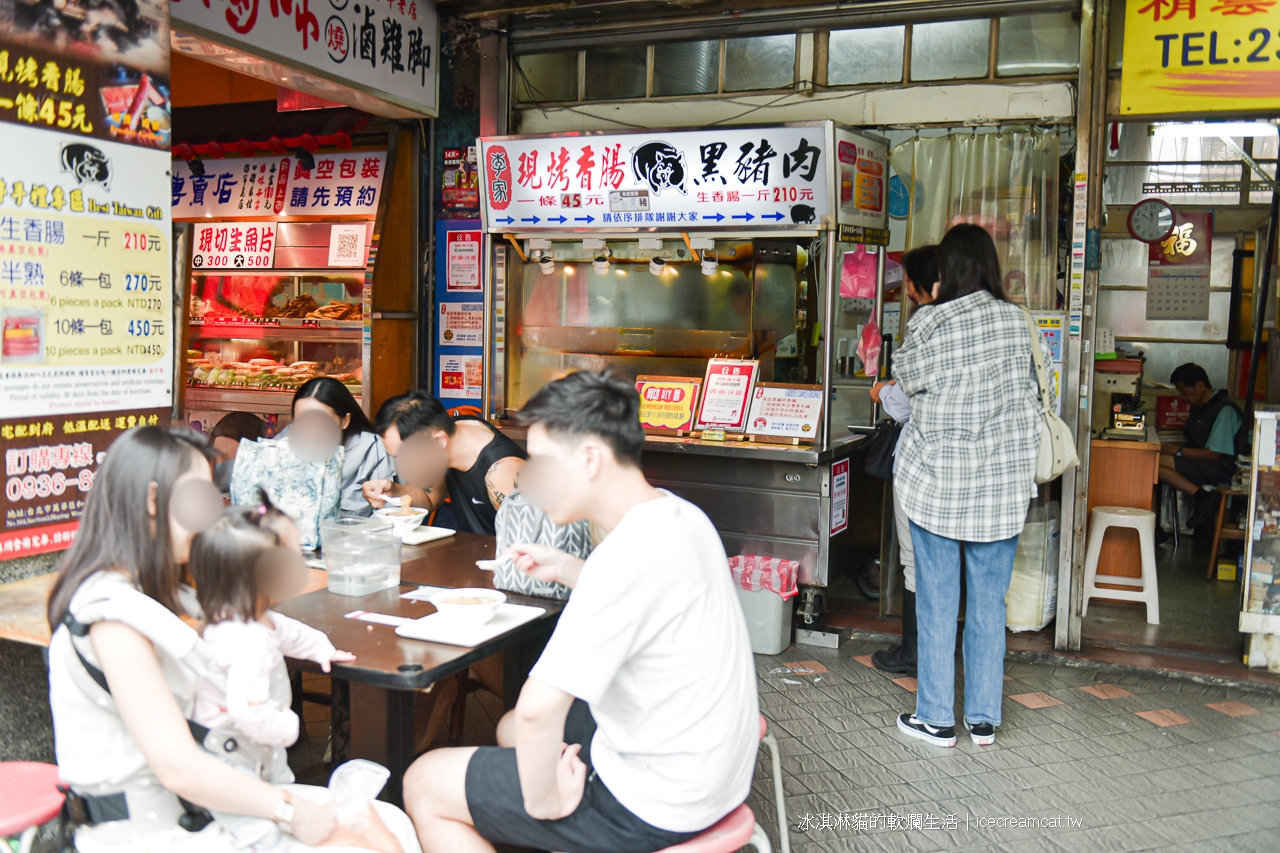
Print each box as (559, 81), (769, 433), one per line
(403, 371), (759, 853)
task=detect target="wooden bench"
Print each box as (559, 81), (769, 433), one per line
(0, 569), (332, 649)
(0, 573), (56, 648)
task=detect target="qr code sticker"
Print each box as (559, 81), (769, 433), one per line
(335, 232), (360, 262)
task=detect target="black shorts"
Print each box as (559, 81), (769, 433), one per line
(464, 700), (700, 853)
(1174, 454), (1235, 488)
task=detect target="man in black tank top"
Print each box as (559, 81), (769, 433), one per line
(362, 391), (526, 536)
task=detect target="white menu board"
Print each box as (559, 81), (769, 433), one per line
(172, 152), (387, 220)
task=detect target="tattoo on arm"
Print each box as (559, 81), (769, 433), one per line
(485, 464), (508, 509)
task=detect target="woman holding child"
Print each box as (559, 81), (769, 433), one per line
(45, 426), (420, 852)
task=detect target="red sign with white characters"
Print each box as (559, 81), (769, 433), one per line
(484, 144), (512, 211)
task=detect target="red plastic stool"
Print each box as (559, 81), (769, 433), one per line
(657, 804), (770, 853)
(0, 762), (64, 853)
(758, 715), (789, 853)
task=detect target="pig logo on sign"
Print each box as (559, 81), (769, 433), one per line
(61, 143), (112, 189)
(790, 204), (816, 224)
(632, 142), (687, 196)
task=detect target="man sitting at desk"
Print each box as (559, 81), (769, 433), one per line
(401, 371), (758, 853)
(1159, 362), (1243, 528)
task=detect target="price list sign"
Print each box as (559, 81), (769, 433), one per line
(0, 122), (171, 418)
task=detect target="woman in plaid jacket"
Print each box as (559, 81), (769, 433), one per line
(890, 223), (1050, 748)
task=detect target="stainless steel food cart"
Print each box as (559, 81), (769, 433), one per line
(473, 121), (891, 619)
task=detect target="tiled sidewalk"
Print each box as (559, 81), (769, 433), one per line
(745, 638), (1280, 853)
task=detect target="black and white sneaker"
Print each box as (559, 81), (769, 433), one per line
(966, 720), (996, 746)
(896, 713), (956, 747)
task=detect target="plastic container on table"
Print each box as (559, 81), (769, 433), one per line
(321, 517), (401, 595)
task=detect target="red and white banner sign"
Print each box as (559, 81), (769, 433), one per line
(696, 359), (759, 432)
(172, 152), (387, 220)
(446, 230), (481, 291)
(192, 222), (276, 270)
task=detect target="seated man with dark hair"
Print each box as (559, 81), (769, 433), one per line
(361, 390), (525, 536)
(1159, 362), (1243, 526)
(208, 411), (266, 493)
(402, 371), (758, 853)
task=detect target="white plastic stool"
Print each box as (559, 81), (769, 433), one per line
(1082, 506), (1160, 624)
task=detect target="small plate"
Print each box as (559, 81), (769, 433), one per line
(401, 526), (457, 546)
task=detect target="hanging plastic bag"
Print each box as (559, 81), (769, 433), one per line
(839, 245), (878, 299)
(729, 555), (799, 600)
(857, 316), (882, 377)
(329, 759), (391, 828)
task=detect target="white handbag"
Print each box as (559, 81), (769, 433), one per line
(1022, 309), (1080, 483)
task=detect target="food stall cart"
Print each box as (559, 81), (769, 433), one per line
(475, 121), (891, 620)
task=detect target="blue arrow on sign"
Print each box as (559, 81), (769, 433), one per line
(495, 216), (514, 224)
(521, 216), (541, 224)
(574, 215), (595, 223)
(704, 213), (725, 222)
(761, 212), (785, 221)
(731, 212), (755, 222)
(548, 215), (567, 223)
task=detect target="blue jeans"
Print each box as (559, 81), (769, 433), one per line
(909, 520), (1019, 728)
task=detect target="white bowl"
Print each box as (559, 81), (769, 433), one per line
(374, 505), (429, 536)
(430, 588), (506, 626)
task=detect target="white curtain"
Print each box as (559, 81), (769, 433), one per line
(888, 128), (1061, 310)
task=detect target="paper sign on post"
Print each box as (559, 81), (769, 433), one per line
(695, 359), (759, 433)
(446, 231), (482, 291)
(745, 383), (823, 444)
(635, 375), (702, 434)
(439, 302), (483, 346)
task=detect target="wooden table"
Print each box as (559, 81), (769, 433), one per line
(275, 532), (564, 804)
(1087, 424), (1161, 580)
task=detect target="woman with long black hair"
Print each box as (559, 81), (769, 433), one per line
(891, 224), (1050, 749)
(289, 377), (395, 516)
(46, 426), (420, 850)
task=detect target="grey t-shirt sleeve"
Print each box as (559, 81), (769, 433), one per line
(340, 431), (395, 516)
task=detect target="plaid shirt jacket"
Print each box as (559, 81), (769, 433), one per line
(892, 290), (1052, 543)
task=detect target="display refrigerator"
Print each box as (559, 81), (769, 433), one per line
(180, 221), (374, 422)
(473, 121), (891, 620)
(1240, 408), (1280, 672)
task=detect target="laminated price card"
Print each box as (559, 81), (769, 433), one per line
(635, 375), (701, 435)
(745, 383), (823, 445)
(695, 359), (759, 433)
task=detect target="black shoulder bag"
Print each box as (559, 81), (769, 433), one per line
(863, 418), (902, 482)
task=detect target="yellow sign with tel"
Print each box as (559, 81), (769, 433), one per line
(1121, 0), (1280, 115)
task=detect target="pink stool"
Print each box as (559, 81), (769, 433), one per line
(657, 804), (771, 853)
(0, 762), (65, 853)
(758, 715), (789, 853)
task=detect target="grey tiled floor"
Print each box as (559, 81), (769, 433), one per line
(745, 638), (1280, 853)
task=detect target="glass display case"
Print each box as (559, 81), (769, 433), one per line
(185, 270), (364, 414)
(500, 236), (824, 416)
(827, 239), (886, 439)
(1242, 409), (1280, 671)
